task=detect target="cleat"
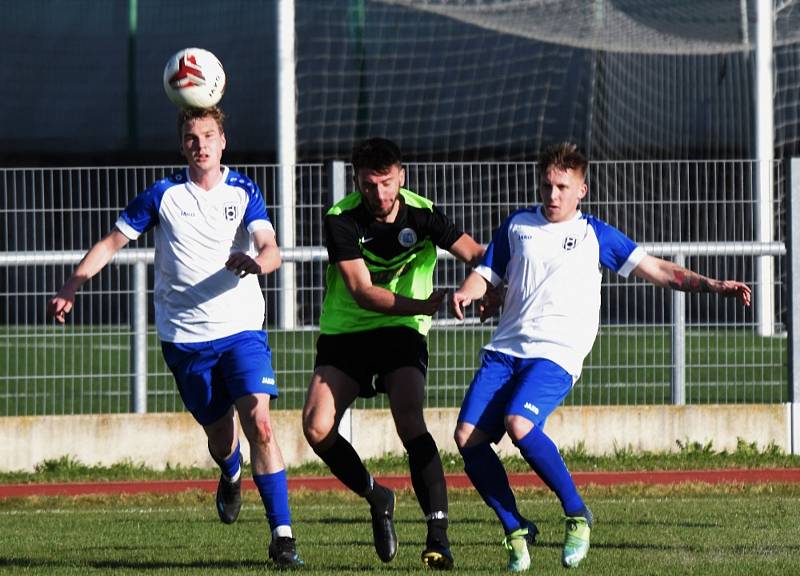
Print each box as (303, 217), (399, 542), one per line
(503, 528), (531, 572)
(369, 487), (398, 562)
(421, 543), (454, 570)
(561, 515), (591, 568)
(215, 459), (242, 524)
(269, 536), (304, 569)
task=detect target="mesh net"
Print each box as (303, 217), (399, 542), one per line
(377, 0), (751, 55)
(295, 0), (800, 161)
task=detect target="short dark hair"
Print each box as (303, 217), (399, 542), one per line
(351, 137), (402, 173)
(177, 106), (226, 139)
(538, 142), (588, 179)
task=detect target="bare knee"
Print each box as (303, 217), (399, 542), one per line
(246, 417), (274, 448)
(453, 424), (470, 450)
(302, 406), (336, 450)
(454, 422), (487, 450)
(505, 414), (534, 443)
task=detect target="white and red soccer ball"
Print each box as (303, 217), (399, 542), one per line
(163, 48), (226, 109)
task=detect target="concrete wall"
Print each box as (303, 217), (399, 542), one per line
(0, 405), (793, 472)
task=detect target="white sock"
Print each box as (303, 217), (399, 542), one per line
(273, 525), (293, 539)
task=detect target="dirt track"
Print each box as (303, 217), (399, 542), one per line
(2, 468), (799, 498)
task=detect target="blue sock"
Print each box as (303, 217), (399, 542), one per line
(218, 442), (241, 480)
(460, 443), (525, 534)
(253, 469), (291, 531)
(516, 426), (585, 516)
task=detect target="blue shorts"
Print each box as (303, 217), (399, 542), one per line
(457, 350), (574, 443)
(161, 330), (279, 426)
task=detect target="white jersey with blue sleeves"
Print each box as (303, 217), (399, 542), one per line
(475, 206), (646, 377)
(114, 167), (274, 343)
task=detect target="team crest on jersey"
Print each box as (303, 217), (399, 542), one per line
(398, 227), (417, 247)
(563, 235), (578, 251)
(223, 202), (238, 221)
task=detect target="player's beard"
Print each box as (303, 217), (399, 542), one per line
(367, 196), (398, 220)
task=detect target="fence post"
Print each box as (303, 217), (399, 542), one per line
(131, 260), (148, 413)
(671, 254), (686, 405)
(755, 0), (775, 337)
(327, 160), (346, 204)
(787, 158), (800, 454)
(276, 0), (297, 331)
(326, 159), (352, 441)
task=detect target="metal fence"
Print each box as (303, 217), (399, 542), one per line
(0, 160), (789, 416)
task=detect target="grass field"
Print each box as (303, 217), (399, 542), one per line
(0, 325), (787, 415)
(1, 484), (798, 575)
(3, 441), (798, 484)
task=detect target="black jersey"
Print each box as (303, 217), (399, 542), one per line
(320, 188), (463, 335)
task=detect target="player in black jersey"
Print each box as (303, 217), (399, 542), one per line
(302, 138), (485, 570)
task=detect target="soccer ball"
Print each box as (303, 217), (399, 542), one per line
(163, 48), (226, 109)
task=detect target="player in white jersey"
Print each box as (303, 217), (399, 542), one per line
(450, 142), (751, 572)
(47, 106), (303, 569)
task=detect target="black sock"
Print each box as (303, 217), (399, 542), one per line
(404, 432), (449, 547)
(313, 434), (371, 496)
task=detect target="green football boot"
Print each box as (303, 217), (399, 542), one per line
(502, 527), (531, 572)
(561, 515), (591, 568)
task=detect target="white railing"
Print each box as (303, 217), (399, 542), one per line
(0, 160), (792, 417)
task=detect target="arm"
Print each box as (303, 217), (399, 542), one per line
(225, 228), (281, 277)
(448, 233), (485, 266)
(451, 270), (493, 320)
(631, 254), (751, 306)
(47, 229), (131, 323)
(337, 258), (445, 316)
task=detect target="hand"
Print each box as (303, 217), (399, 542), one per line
(47, 288), (76, 324)
(421, 289), (447, 316)
(713, 280), (752, 307)
(225, 252), (264, 277)
(479, 284), (505, 322)
(450, 291), (472, 321)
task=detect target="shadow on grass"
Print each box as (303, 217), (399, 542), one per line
(0, 557), (268, 571)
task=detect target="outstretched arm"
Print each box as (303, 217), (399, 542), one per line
(631, 255), (751, 307)
(337, 258), (446, 316)
(47, 229), (131, 323)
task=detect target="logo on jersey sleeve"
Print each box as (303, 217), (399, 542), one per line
(398, 227), (418, 247)
(223, 202), (238, 221)
(563, 235), (578, 251)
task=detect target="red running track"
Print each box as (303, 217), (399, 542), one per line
(1, 468), (799, 498)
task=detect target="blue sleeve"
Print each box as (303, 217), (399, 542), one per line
(586, 215), (639, 273)
(118, 185), (161, 237)
(481, 213), (514, 280)
(229, 173), (272, 228)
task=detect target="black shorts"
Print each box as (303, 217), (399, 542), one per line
(314, 326), (429, 398)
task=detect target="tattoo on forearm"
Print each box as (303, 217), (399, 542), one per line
(669, 270), (712, 293)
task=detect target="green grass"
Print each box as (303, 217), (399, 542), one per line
(1, 485), (799, 575)
(0, 325), (788, 415)
(2, 441), (797, 485)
